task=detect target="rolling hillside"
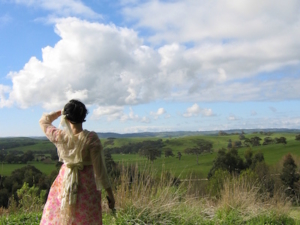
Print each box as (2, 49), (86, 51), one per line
(1, 130), (299, 178)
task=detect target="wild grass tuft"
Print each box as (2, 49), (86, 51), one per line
(101, 162), (299, 224)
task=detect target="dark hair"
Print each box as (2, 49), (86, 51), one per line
(63, 99), (88, 124)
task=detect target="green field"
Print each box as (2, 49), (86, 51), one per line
(0, 162), (57, 176)
(1, 132), (299, 178)
(109, 132), (300, 178)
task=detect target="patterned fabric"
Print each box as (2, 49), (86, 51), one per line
(40, 164), (102, 225)
(39, 113), (111, 191)
(39, 112), (111, 225)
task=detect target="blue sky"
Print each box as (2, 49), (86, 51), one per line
(0, 0), (300, 136)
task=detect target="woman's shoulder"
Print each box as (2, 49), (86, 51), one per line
(86, 130), (98, 138)
(85, 130), (101, 143)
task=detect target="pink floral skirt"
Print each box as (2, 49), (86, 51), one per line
(40, 164), (102, 225)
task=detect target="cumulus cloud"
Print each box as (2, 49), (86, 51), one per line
(123, 0), (300, 44)
(12, 0), (100, 19)
(150, 107), (166, 119)
(120, 107), (140, 122)
(92, 105), (148, 123)
(183, 103), (213, 117)
(6, 18), (166, 109)
(228, 114), (238, 121)
(91, 105), (124, 121)
(0, 85), (11, 108)
(123, 125), (174, 133)
(2, 5), (300, 112)
(122, 0), (300, 95)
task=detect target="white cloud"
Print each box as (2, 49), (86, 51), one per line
(91, 105), (124, 121)
(141, 116), (150, 123)
(3, 13), (300, 112)
(6, 18), (165, 110)
(92, 105), (147, 123)
(183, 103), (213, 117)
(228, 114), (238, 121)
(120, 107), (140, 122)
(123, 0), (300, 44)
(0, 85), (12, 108)
(12, 0), (101, 19)
(150, 107), (166, 119)
(121, 0), (300, 98)
(123, 125), (174, 133)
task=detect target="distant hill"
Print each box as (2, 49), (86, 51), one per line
(96, 128), (300, 138)
(1, 128), (298, 140)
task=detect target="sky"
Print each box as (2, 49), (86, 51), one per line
(0, 0), (300, 137)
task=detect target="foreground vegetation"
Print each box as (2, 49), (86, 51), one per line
(1, 162), (300, 224)
(1, 131), (300, 224)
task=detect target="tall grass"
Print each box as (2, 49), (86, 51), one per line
(2, 162), (300, 224)
(101, 163), (299, 224)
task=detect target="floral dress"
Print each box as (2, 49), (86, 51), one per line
(39, 112), (111, 225)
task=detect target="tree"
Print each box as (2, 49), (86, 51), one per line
(0, 188), (9, 208)
(164, 148), (174, 157)
(20, 151), (35, 164)
(177, 152), (182, 160)
(250, 136), (261, 147)
(50, 149), (59, 161)
(184, 140), (213, 165)
(208, 148), (245, 179)
(263, 137), (274, 145)
(227, 139), (232, 149)
(280, 153), (300, 198)
(5, 153), (15, 164)
(295, 134), (300, 141)
(275, 137), (287, 145)
(218, 131), (228, 136)
(139, 147), (162, 163)
(243, 138), (251, 147)
(251, 151), (264, 170)
(239, 133), (245, 140)
(233, 141), (242, 148)
(244, 148), (253, 168)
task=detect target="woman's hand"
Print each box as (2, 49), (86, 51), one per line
(107, 196), (115, 210)
(105, 187), (115, 209)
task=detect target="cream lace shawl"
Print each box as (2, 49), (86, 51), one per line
(39, 112), (111, 224)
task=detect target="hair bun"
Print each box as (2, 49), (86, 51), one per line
(63, 99), (88, 124)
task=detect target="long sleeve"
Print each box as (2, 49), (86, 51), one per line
(39, 111), (62, 143)
(89, 132), (111, 190)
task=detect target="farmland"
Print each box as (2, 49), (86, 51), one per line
(1, 130), (300, 224)
(1, 131), (299, 178)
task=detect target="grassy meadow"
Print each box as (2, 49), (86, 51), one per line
(1, 131), (300, 224)
(110, 132), (300, 178)
(1, 132), (299, 178)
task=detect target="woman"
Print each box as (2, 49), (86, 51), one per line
(39, 99), (115, 225)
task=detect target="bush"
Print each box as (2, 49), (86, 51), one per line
(207, 169), (231, 198)
(280, 153), (300, 200)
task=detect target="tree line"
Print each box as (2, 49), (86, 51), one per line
(0, 149), (58, 164)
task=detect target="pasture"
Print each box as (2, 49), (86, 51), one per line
(0, 132), (299, 178)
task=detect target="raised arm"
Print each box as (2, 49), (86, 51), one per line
(39, 111), (62, 143)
